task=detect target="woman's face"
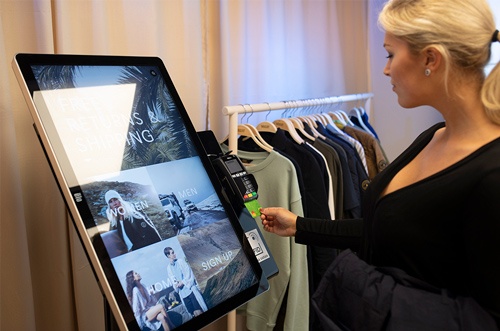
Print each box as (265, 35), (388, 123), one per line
(383, 32), (428, 108)
(133, 271), (141, 281)
(108, 197), (121, 210)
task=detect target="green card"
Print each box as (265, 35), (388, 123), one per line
(244, 199), (262, 218)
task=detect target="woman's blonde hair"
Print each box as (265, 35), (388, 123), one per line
(378, 0), (500, 123)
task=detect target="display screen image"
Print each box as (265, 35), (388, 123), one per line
(12, 54), (267, 331)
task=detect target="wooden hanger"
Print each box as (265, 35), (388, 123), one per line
(274, 118), (305, 144)
(323, 112), (346, 136)
(256, 121), (277, 133)
(335, 109), (355, 126)
(300, 116), (326, 139)
(307, 114), (325, 126)
(328, 111), (345, 125)
(290, 117), (315, 141)
(319, 112), (335, 126)
(243, 123), (274, 150)
(238, 124), (273, 152)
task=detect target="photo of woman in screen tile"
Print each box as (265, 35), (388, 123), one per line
(105, 189), (162, 251)
(125, 270), (174, 331)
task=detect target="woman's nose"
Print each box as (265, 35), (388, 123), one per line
(383, 66), (390, 76)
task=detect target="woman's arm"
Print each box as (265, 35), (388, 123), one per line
(295, 217), (363, 250)
(260, 207), (363, 250)
(463, 171), (500, 326)
(131, 287), (144, 320)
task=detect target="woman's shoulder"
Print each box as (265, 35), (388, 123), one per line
(466, 136), (500, 172)
(401, 122), (446, 152)
(418, 122), (446, 140)
(470, 137), (500, 161)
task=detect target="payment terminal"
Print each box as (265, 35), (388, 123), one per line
(197, 130), (278, 279)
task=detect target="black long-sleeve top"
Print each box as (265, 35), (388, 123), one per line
(295, 122), (500, 325)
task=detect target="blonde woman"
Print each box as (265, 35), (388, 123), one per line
(260, 0), (500, 328)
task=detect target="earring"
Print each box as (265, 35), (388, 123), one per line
(424, 68), (431, 76)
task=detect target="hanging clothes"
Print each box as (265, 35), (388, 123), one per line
(326, 121), (369, 176)
(305, 142), (336, 219)
(259, 129), (330, 219)
(316, 122), (364, 219)
(222, 93), (388, 331)
(349, 108), (379, 139)
(342, 125), (388, 180)
(257, 129), (338, 331)
(304, 122), (345, 220)
(220, 146), (310, 331)
(290, 119), (336, 219)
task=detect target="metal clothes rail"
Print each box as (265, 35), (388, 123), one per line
(222, 92), (374, 153)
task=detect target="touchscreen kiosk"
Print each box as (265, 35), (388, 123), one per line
(13, 54), (269, 331)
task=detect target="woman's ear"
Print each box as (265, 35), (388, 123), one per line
(424, 46), (442, 71)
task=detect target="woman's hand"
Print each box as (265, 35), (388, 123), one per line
(260, 207), (298, 237)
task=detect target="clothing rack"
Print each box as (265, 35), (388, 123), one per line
(222, 92), (374, 153)
(222, 92), (373, 331)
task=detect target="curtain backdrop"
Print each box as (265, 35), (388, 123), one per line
(0, 1), (368, 330)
